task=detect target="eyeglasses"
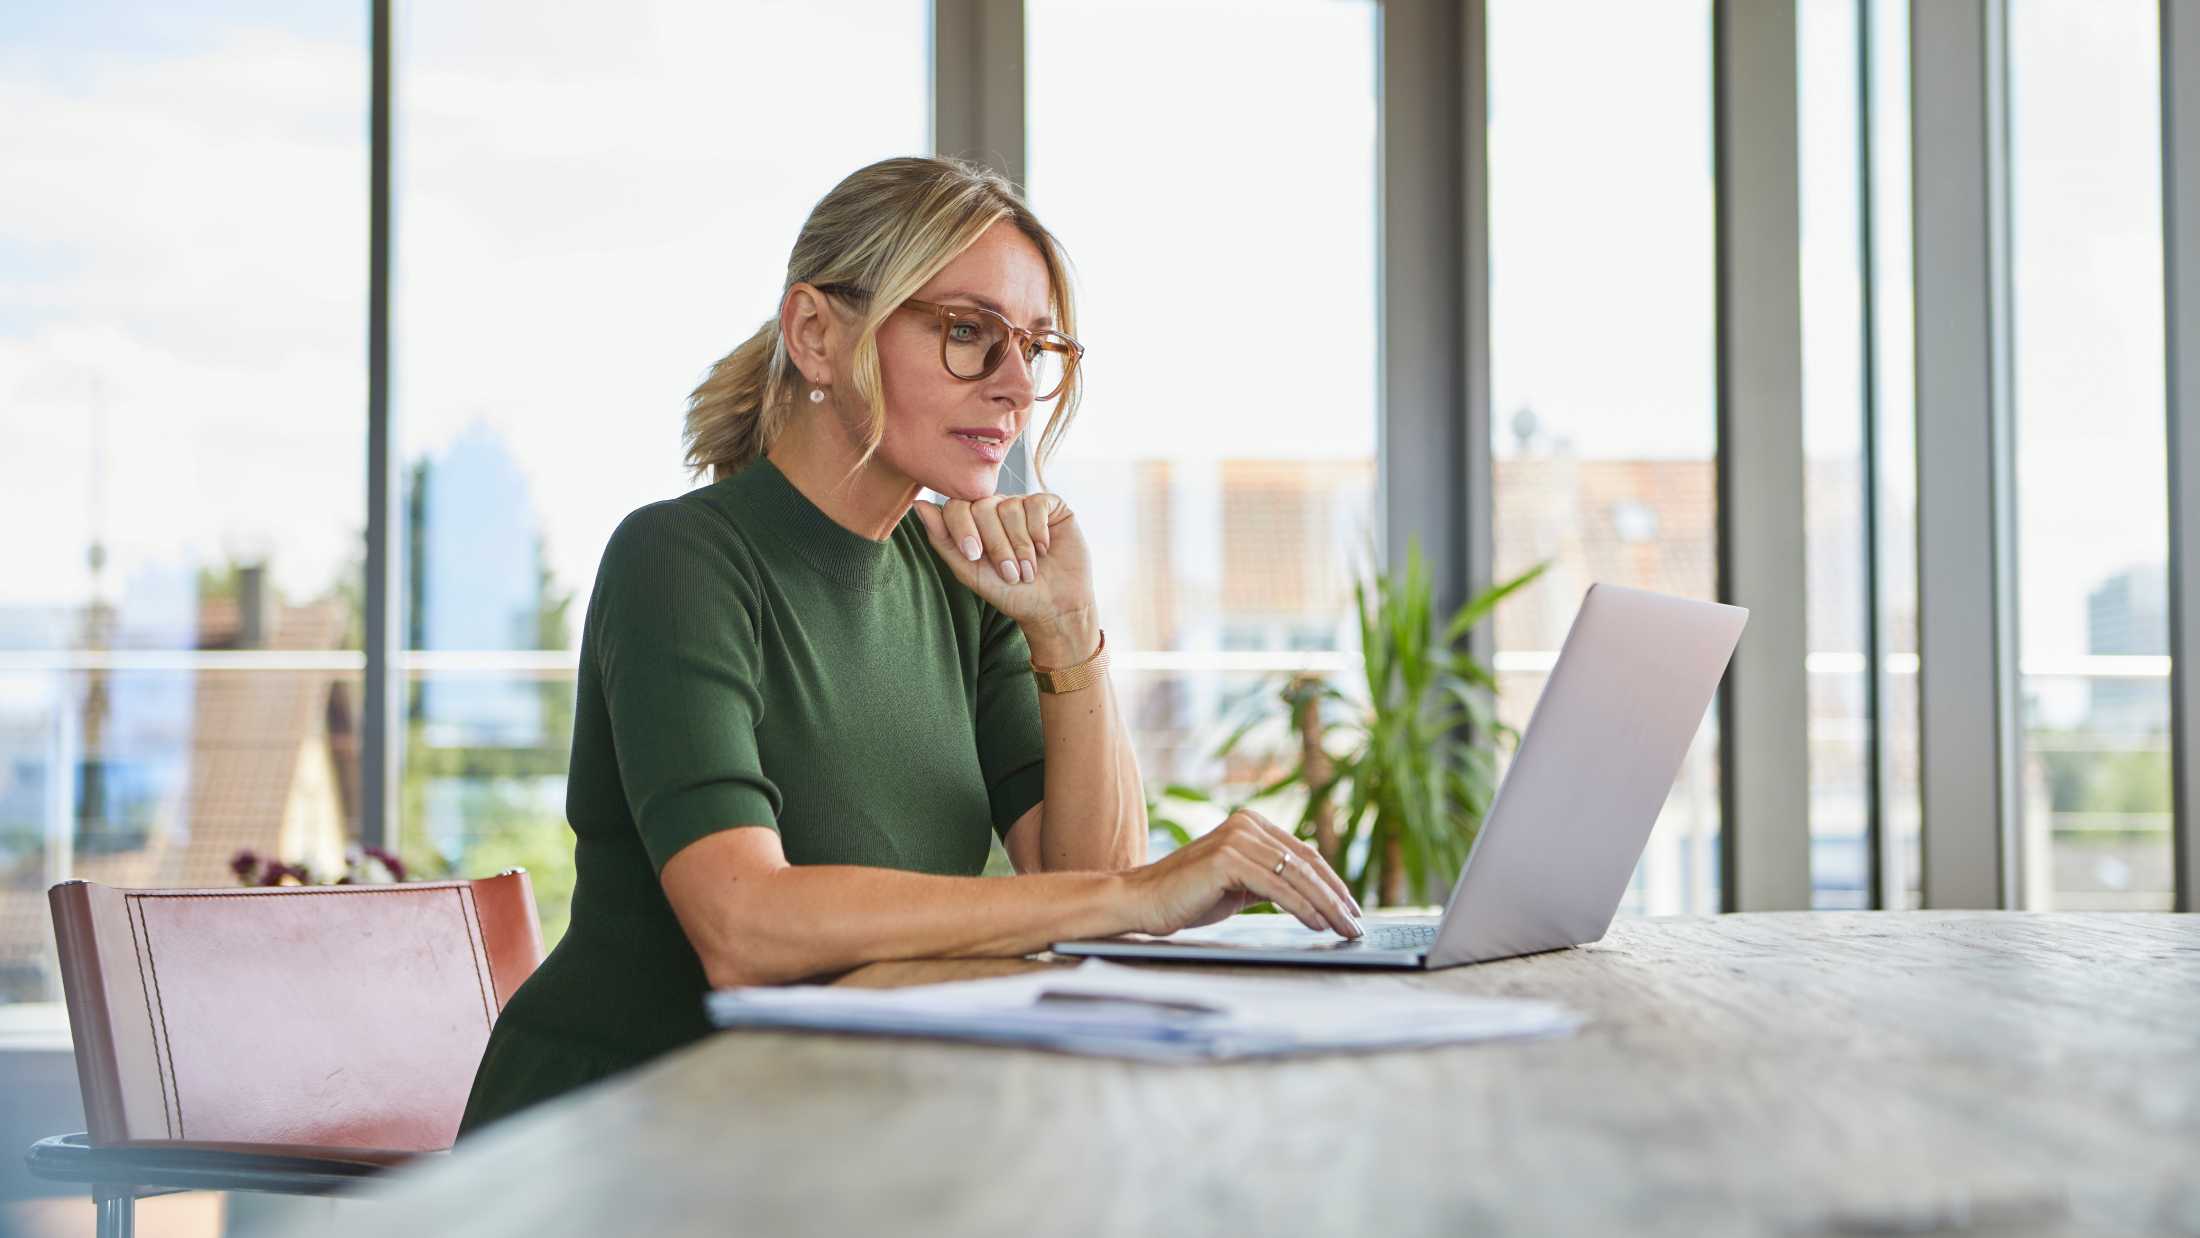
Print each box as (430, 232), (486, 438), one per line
(814, 282), (1083, 402)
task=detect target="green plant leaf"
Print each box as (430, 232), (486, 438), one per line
(1245, 765), (1305, 802)
(1149, 819), (1193, 848)
(1212, 708), (1274, 760)
(1442, 559), (1553, 646)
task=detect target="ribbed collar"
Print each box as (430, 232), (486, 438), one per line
(726, 455), (901, 592)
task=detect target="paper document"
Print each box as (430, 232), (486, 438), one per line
(705, 958), (1583, 1061)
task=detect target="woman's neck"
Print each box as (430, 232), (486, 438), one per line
(764, 413), (921, 543)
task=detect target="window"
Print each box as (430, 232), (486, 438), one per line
(1800, 0), (1871, 908)
(394, 0), (928, 945)
(1487, 0), (1720, 915)
(1025, 0), (1380, 818)
(1799, 0), (1922, 910)
(2007, 0), (2172, 909)
(0, 3), (368, 1003)
(1866, 0), (1923, 909)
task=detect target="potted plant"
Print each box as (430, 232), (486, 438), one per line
(1166, 537), (1547, 908)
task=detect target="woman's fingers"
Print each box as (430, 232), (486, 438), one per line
(1249, 842), (1361, 937)
(967, 499), (1020, 585)
(914, 496), (1065, 590)
(1242, 808), (1365, 918)
(940, 500), (985, 566)
(1205, 809), (1361, 932)
(910, 502), (977, 584)
(1022, 494), (1055, 556)
(996, 501), (1037, 582)
(1222, 847), (1330, 933)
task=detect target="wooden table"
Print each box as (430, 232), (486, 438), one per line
(302, 912), (2200, 1237)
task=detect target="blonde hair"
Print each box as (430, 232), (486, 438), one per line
(683, 155), (1083, 491)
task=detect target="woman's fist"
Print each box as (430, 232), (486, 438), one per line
(910, 491), (1095, 627)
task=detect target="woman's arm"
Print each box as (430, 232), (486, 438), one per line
(1013, 604), (1147, 873)
(663, 826), (1127, 988)
(662, 810), (1363, 989)
(913, 491), (1148, 875)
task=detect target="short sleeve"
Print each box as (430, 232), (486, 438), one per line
(974, 601), (1047, 840)
(593, 500), (782, 873)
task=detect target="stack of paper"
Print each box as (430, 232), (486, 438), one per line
(705, 958), (1583, 1061)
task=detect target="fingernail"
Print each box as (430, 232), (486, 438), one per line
(962, 536), (982, 561)
(999, 559), (1019, 584)
(1019, 558), (1034, 582)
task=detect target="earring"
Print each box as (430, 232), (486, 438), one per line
(808, 387), (826, 403)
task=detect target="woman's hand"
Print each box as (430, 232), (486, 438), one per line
(1121, 809), (1365, 938)
(910, 491), (1096, 629)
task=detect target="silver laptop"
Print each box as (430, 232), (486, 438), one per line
(1052, 583), (1749, 969)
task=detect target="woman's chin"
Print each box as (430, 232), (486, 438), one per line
(932, 467), (1001, 502)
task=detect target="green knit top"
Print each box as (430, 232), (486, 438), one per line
(457, 455), (1048, 1136)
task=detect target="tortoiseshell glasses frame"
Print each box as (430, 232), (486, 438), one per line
(813, 282), (1084, 401)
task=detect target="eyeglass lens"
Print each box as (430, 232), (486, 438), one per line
(943, 312), (1069, 398)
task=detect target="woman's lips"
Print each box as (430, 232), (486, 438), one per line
(952, 431), (1005, 462)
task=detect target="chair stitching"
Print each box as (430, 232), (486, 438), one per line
(462, 887), (502, 1019)
(126, 886), (477, 1136)
(133, 899), (188, 1138)
(123, 896), (176, 1139)
(455, 888), (495, 1029)
(129, 886), (472, 901)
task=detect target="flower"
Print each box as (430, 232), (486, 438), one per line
(362, 846), (407, 883)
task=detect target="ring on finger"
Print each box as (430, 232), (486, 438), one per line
(1271, 852), (1289, 876)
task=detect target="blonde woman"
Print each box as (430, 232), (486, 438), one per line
(457, 156), (1363, 1136)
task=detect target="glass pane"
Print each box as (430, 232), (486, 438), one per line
(395, 2), (928, 938)
(1868, 0), (1922, 909)
(0, 4), (367, 1005)
(0, 667), (362, 1003)
(1800, 0), (1871, 909)
(400, 673), (578, 949)
(2008, 0), (2172, 909)
(0, 4), (368, 654)
(1798, 0), (1922, 911)
(1488, 0), (1720, 914)
(1027, 1), (1380, 829)
(396, 0), (929, 653)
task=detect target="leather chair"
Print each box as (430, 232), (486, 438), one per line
(24, 871), (544, 1238)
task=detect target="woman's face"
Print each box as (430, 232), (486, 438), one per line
(858, 222), (1057, 502)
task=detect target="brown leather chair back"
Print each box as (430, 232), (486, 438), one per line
(47, 872), (544, 1157)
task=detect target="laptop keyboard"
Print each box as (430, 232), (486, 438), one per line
(1358, 923), (1438, 950)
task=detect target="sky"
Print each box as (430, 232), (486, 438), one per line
(0, 0), (2175, 669)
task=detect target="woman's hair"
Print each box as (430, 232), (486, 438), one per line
(683, 155), (1083, 490)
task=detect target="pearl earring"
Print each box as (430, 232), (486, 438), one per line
(808, 387), (826, 403)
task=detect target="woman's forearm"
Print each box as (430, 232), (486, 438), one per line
(1023, 607), (1147, 872)
(695, 864), (1138, 988)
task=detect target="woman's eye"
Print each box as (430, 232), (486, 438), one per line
(948, 323), (979, 343)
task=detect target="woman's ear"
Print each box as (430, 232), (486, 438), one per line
(780, 282), (837, 387)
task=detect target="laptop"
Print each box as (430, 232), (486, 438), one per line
(1052, 582), (1749, 970)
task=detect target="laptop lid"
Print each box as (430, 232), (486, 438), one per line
(1427, 583), (1747, 967)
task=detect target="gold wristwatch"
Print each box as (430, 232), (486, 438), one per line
(1031, 628), (1109, 695)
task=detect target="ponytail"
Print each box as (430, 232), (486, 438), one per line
(683, 316), (799, 484)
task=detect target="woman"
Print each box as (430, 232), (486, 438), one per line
(456, 155), (1364, 1137)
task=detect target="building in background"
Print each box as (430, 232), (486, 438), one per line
(411, 420), (550, 750)
(2087, 563), (2170, 733)
(0, 570), (355, 1003)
